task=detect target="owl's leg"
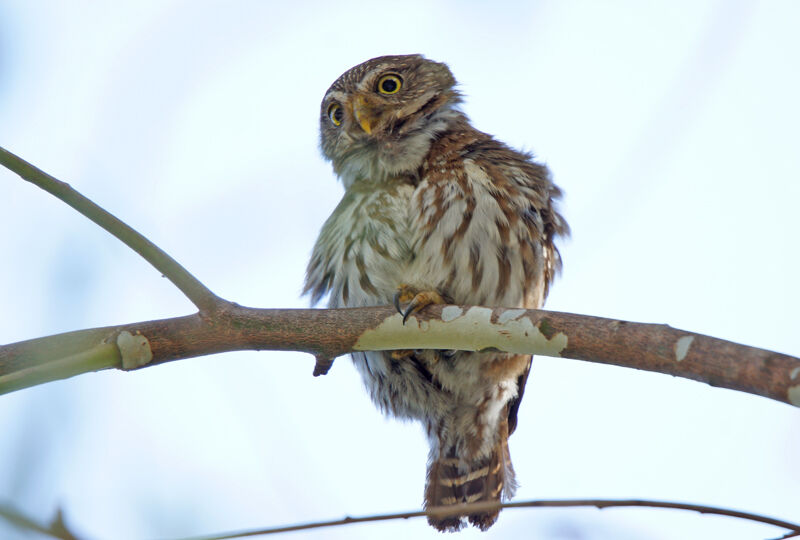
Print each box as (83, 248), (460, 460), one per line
(393, 284), (447, 324)
(393, 284), (450, 358)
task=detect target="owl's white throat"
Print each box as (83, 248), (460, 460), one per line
(336, 106), (463, 189)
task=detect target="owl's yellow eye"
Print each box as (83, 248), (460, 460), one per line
(377, 74), (402, 95)
(328, 103), (343, 126)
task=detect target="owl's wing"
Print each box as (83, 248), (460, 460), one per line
(459, 137), (568, 436)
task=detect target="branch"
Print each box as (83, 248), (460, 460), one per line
(1, 304), (798, 407)
(174, 498), (800, 539)
(1, 145), (798, 407)
(0, 146), (222, 312)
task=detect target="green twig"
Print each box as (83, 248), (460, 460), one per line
(0, 341), (119, 395)
(0, 146), (222, 312)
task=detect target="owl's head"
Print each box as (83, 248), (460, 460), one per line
(319, 54), (463, 187)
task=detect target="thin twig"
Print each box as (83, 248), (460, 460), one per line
(0, 145), (222, 313)
(171, 498), (800, 539)
(0, 503), (81, 540)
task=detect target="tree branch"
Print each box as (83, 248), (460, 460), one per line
(2, 146), (799, 404)
(0, 146), (222, 313)
(175, 498), (800, 539)
(1, 303), (798, 407)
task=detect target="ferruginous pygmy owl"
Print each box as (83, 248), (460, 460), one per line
(304, 54), (568, 531)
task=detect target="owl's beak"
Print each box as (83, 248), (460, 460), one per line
(352, 95), (374, 135)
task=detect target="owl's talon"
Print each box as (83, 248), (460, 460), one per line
(394, 284), (422, 323)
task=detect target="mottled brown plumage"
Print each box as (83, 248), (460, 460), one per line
(304, 54), (568, 531)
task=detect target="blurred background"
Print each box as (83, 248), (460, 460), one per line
(1, 1), (798, 539)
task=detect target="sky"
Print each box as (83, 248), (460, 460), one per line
(1, 1), (799, 539)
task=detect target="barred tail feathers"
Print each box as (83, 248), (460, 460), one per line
(424, 435), (516, 532)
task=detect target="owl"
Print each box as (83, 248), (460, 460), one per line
(304, 54), (567, 531)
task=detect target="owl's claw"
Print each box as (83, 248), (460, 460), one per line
(394, 284), (446, 325)
(393, 284), (417, 321)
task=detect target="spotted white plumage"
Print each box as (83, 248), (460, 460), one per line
(304, 54), (568, 531)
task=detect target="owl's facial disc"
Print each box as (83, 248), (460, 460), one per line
(320, 55), (463, 182)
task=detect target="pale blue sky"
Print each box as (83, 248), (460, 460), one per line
(1, 2), (798, 539)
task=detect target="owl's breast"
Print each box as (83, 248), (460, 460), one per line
(305, 180), (416, 308)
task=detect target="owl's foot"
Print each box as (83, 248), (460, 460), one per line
(393, 284), (446, 325)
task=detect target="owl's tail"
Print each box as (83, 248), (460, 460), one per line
(424, 430), (517, 532)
